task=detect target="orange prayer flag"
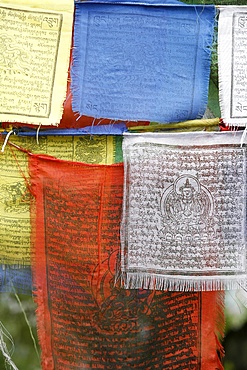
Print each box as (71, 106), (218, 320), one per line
(29, 153), (224, 369)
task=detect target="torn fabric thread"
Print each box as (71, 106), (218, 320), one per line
(0, 321), (19, 370)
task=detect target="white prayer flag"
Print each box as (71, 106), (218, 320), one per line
(121, 132), (247, 291)
(218, 6), (247, 127)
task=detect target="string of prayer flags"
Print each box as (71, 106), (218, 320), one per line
(29, 152), (224, 369)
(121, 131), (247, 291)
(218, 6), (247, 127)
(72, 1), (215, 123)
(0, 0), (74, 126)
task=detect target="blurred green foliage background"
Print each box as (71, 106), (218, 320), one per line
(224, 292), (247, 370)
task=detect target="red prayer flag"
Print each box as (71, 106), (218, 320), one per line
(29, 153), (224, 369)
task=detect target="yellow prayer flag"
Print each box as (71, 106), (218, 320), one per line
(0, 0), (73, 125)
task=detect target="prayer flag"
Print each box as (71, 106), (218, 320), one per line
(121, 131), (247, 291)
(218, 6), (247, 127)
(0, 0), (73, 126)
(29, 153), (224, 369)
(72, 1), (215, 122)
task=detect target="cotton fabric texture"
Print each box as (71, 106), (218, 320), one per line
(121, 131), (247, 291)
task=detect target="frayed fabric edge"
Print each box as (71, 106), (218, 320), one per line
(121, 272), (247, 291)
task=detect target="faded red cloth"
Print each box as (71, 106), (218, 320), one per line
(29, 153), (224, 370)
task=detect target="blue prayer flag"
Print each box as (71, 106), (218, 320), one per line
(0, 266), (32, 295)
(72, 1), (215, 123)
